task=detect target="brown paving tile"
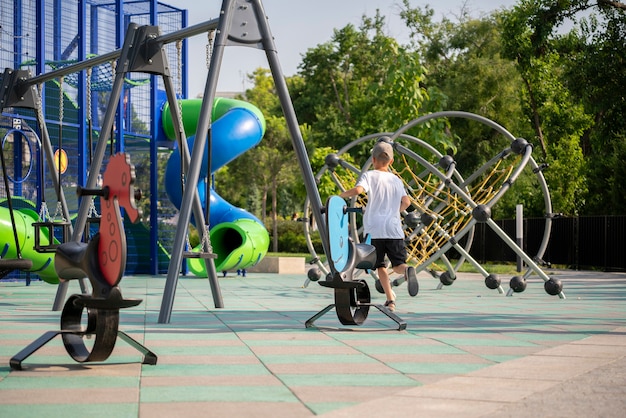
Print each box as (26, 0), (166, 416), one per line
(141, 375), (282, 387)
(397, 375), (557, 402)
(467, 354), (613, 380)
(156, 355), (261, 365)
(535, 342), (626, 359)
(320, 395), (505, 417)
(405, 373), (455, 385)
(368, 353), (493, 364)
(292, 385), (414, 403)
(571, 332), (626, 346)
(336, 338), (449, 348)
(237, 332), (334, 341)
(454, 345), (544, 357)
(7, 363), (141, 377)
(420, 332), (506, 340)
(0, 387), (138, 404)
(266, 362), (396, 374)
(139, 401), (314, 418)
(249, 345), (359, 355)
(145, 339), (246, 348)
(5, 344), (67, 357)
(0, 338), (54, 346)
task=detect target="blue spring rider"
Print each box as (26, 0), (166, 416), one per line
(305, 195), (407, 330)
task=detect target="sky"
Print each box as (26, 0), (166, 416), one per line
(162, 0), (518, 96)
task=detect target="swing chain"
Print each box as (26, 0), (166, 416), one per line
(86, 67), (92, 123)
(175, 40), (183, 99)
(58, 76), (64, 124)
(38, 201), (51, 222)
(175, 39), (185, 137)
(200, 225), (213, 253)
(53, 200), (66, 222)
(35, 83), (45, 132)
(87, 196), (99, 218)
(206, 30), (215, 69)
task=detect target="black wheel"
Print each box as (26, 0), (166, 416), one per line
(307, 267), (322, 282)
(485, 274), (501, 290)
(439, 271), (455, 286)
(544, 278), (563, 296)
(60, 295), (119, 363)
(509, 276), (527, 293)
(334, 280), (371, 326)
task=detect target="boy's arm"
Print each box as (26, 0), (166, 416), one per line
(339, 186), (364, 199)
(400, 195), (411, 212)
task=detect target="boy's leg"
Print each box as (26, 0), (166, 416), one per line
(372, 239), (397, 310)
(392, 264), (418, 297)
(389, 240), (419, 297)
(377, 266), (394, 300)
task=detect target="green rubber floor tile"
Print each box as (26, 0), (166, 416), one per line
(388, 361), (491, 374)
(154, 345), (253, 356)
(140, 384), (297, 403)
(0, 403), (138, 418)
(144, 332), (241, 341)
(278, 373), (417, 387)
(330, 332), (418, 341)
(430, 336), (539, 347)
(258, 353), (376, 364)
(140, 363), (270, 377)
(0, 376), (137, 390)
(355, 343), (467, 355)
(243, 338), (343, 347)
(503, 331), (584, 344)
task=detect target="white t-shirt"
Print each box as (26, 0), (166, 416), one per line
(356, 169), (407, 239)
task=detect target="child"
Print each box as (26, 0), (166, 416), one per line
(339, 138), (418, 312)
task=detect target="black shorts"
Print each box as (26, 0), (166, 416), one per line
(371, 238), (407, 269)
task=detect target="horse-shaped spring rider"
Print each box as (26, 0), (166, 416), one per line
(10, 153), (157, 369)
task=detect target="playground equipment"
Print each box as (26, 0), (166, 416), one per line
(10, 153), (157, 369)
(161, 98), (270, 274)
(303, 112), (564, 301)
(1, 1), (268, 282)
(0, 1), (274, 321)
(0, 204), (58, 282)
(0, 130), (33, 278)
(0, 123), (61, 283)
(305, 196), (407, 330)
(0, 0), (187, 283)
(1, 0), (563, 334)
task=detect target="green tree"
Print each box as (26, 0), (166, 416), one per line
(294, 11), (447, 157)
(500, 0), (625, 215)
(399, 2), (547, 217)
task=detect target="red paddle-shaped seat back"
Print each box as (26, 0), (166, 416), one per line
(98, 153), (140, 287)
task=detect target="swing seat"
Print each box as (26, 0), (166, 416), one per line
(55, 234), (142, 310)
(0, 258), (33, 279)
(54, 240), (91, 280)
(32, 220), (70, 252)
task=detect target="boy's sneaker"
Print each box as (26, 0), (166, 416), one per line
(406, 266), (419, 296)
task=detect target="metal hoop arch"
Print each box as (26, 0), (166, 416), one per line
(391, 110), (553, 267)
(303, 131), (474, 283)
(304, 111), (553, 290)
(1, 128), (38, 184)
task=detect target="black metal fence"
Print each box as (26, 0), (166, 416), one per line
(470, 216), (626, 272)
